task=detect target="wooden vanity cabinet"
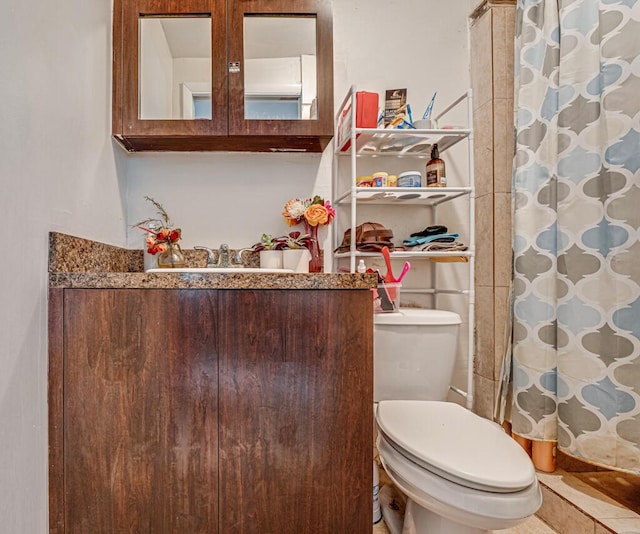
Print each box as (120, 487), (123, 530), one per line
(112, 0), (334, 152)
(49, 288), (372, 533)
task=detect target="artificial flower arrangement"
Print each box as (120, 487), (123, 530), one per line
(281, 195), (335, 272)
(282, 195), (335, 228)
(133, 196), (182, 255)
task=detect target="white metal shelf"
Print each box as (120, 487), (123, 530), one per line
(335, 187), (472, 206)
(333, 250), (472, 259)
(331, 85), (476, 410)
(336, 128), (471, 156)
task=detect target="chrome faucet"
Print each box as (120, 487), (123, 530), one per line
(194, 244), (253, 268)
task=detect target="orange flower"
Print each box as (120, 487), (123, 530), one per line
(282, 210), (300, 226)
(282, 196), (334, 228)
(282, 199), (307, 226)
(304, 204), (329, 226)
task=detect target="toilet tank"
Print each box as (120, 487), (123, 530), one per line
(374, 308), (461, 402)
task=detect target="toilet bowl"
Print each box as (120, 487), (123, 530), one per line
(376, 400), (542, 533)
(373, 309), (542, 533)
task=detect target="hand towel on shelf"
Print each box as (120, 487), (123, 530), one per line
(402, 233), (459, 247)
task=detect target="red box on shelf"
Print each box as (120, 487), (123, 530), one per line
(355, 91), (379, 128)
(338, 91), (379, 151)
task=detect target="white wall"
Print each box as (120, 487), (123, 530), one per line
(0, 1), (127, 531)
(127, 151), (328, 250)
(0, 1), (471, 531)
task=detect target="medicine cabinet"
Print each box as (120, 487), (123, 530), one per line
(112, 0), (334, 152)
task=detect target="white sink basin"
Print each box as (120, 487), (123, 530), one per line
(147, 267), (294, 274)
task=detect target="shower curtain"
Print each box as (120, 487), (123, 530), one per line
(511, 0), (640, 473)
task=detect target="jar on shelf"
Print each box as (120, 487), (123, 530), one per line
(397, 171), (422, 187)
(372, 172), (389, 187)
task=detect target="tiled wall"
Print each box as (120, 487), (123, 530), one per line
(469, 0), (516, 419)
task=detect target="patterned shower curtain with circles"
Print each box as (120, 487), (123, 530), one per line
(511, 0), (640, 473)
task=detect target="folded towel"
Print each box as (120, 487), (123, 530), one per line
(402, 233), (460, 247)
(419, 241), (468, 252)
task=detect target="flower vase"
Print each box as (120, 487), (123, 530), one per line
(304, 222), (323, 273)
(156, 243), (187, 268)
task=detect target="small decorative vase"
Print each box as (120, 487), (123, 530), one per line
(304, 221), (323, 273)
(156, 242), (187, 268)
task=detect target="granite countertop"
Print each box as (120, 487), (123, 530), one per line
(48, 232), (376, 290)
(48, 271), (375, 290)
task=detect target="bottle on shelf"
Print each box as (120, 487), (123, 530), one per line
(426, 143), (446, 187)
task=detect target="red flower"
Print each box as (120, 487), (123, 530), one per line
(132, 197), (183, 255)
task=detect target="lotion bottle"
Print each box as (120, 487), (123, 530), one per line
(426, 143), (446, 187)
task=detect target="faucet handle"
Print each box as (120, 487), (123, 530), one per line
(233, 247), (254, 266)
(194, 246), (216, 268)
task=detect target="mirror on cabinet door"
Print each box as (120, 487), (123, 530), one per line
(139, 16), (212, 120)
(138, 15), (318, 122)
(243, 16), (317, 121)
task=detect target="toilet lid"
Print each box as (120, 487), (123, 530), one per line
(376, 401), (536, 492)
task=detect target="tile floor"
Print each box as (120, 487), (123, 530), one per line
(373, 514), (556, 533)
(373, 467), (640, 534)
(574, 470), (640, 516)
(537, 468), (640, 534)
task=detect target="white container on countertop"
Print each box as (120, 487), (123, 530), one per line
(259, 250), (283, 269)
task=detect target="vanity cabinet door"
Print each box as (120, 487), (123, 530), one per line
(217, 289), (373, 534)
(51, 289), (219, 534)
(227, 0), (334, 142)
(113, 0), (228, 147)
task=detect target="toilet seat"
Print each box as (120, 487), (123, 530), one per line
(377, 431), (543, 531)
(376, 400), (536, 492)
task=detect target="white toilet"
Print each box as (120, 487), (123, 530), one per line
(374, 309), (542, 534)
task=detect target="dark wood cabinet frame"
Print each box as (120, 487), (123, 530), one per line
(112, 0), (334, 152)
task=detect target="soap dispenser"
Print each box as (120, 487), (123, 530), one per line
(426, 143), (446, 187)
